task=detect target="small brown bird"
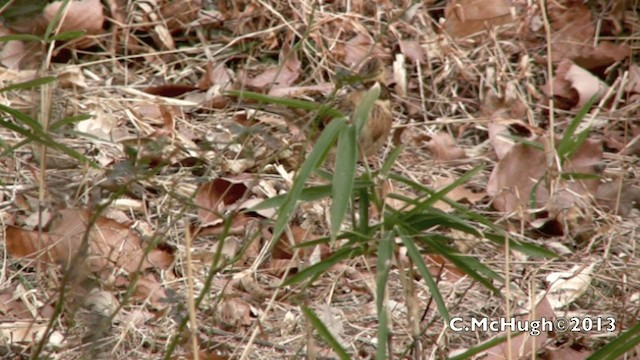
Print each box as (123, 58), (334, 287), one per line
(338, 81), (393, 157)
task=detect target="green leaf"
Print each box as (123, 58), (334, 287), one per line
(586, 322), (640, 360)
(0, 104), (43, 131)
(415, 234), (501, 293)
(0, 76), (56, 93)
(397, 228), (451, 322)
(330, 124), (357, 239)
(560, 172), (601, 181)
(250, 185), (332, 211)
(50, 113), (93, 131)
(271, 118), (346, 243)
(556, 95), (597, 161)
(225, 89), (344, 119)
(498, 133), (544, 151)
(43, 0), (72, 42)
(0, 34), (42, 42)
(447, 331), (523, 360)
(283, 244), (363, 286)
(380, 145), (403, 177)
(0, 118), (94, 167)
(49, 30), (85, 41)
(301, 306), (351, 360)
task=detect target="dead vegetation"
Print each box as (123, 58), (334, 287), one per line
(0, 0), (639, 359)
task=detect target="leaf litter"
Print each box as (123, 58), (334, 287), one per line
(0, 0), (638, 358)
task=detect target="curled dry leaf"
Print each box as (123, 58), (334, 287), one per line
(194, 177), (250, 226)
(398, 40), (424, 64)
(431, 176), (486, 212)
(44, 0), (105, 35)
(444, 0), (514, 38)
(240, 42), (301, 92)
(541, 60), (609, 110)
(595, 181), (640, 217)
(5, 209), (174, 274)
(487, 136), (602, 218)
(198, 61), (233, 91)
(470, 297), (555, 360)
(340, 33), (389, 67)
(547, 1), (628, 69)
(422, 132), (467, 161)
(546, 263), (596, 309)
(217, 297), (253, 329)
(626, 64), (640, 94)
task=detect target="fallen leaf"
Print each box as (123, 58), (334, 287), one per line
(541, 60), (609, 110)
(487, 137), (602, 218)
(445, 0), (514, 38)
(546, 263), (596, 309)
(422, 132), (467, 161)
(5, 209), (173, 274)
(194, 177), (250, 226)
(596, 180), (640, 217)
(432, 176), (486, 212)
(241, 42), (301, 92)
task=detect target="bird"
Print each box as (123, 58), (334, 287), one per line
(237, 58), (393, 159)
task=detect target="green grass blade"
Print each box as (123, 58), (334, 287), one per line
(250, 185), (332, 211)
(301, 306), (351, 360)
(0, 104), (44, 131)
(447, 331), (523, 360)
(380, 145), (403, 176)
(271, 118), (346, 243)
(0, 34), (42, 42)
(556, 95), (597, 161)
(397, 228), (451, 323)
(226, 90), (344, 119)
(49, 113), (93, 131)
(0, 76), (57, 93)
(416, 234), (501, 293)
(43, 0), (72, 42)
(586, 322), (640, 360)
(283, 244), (363, 286)
(49, 30), (85, 41)
(331, 124), (357, 239)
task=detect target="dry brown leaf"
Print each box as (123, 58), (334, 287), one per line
(5, 209), (173, 274)
(242, 42), (301, 92)
(547, 1), (627, 68)
(198, 61), (233, 90)
(596, 181), (640, 217)
(217, 297), (253, 329)
(424, 254), (466, 282)
(398, 40), (424, 63)
(626, 64), (640, 94)
(143, 84), (198, 98)
(159, 0), (202, 33)
(431, 177), (486, 212)
(572, 41), (629, 70)
(44, 0), (104, 34)
(473, 296), (555, 359)
(487, 136), (602, 218)
(444, 0), (514, 38)
(194, 177), (250, 226)
(341, 34), (389, 67)
(422, 132), (467, 161)
(0, 38), (42, 70)
(541, 60), (609, 110)
(128, 274), (168, 310)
